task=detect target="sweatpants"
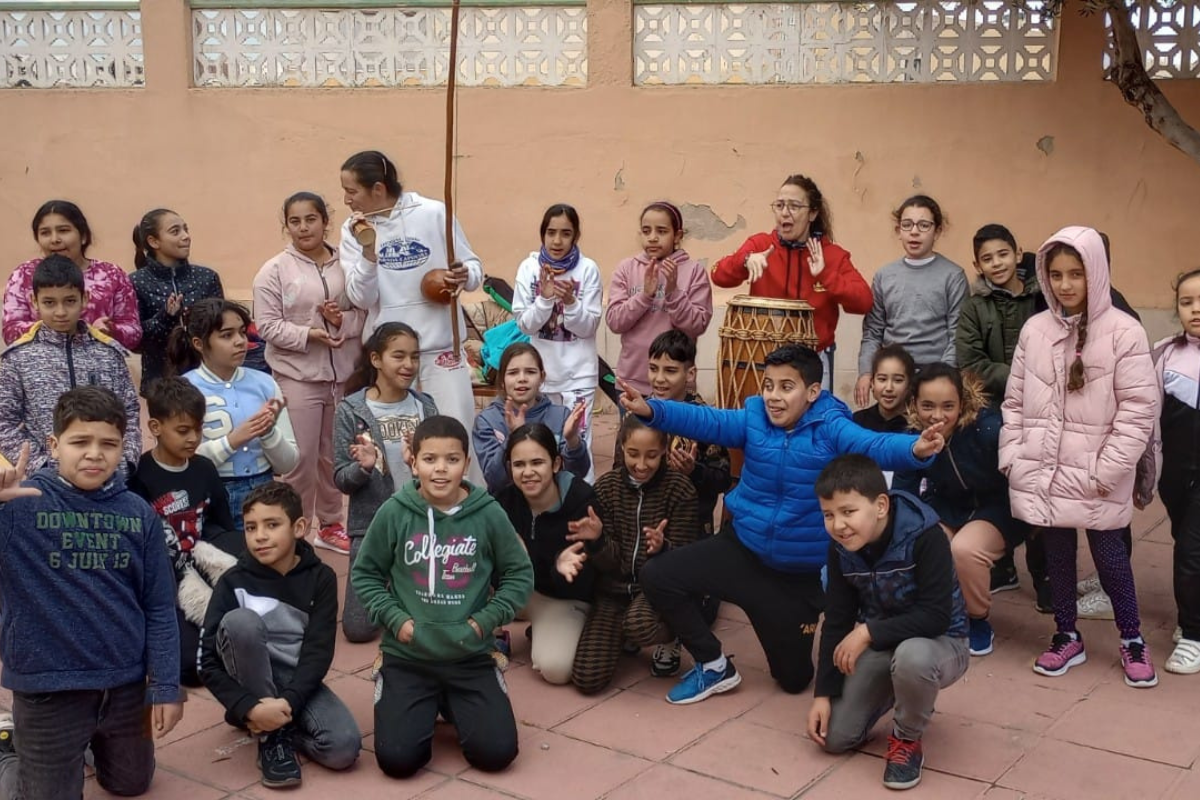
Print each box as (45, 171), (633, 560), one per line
(416, 348), (484, 487)
(373, 652), (518, 778)
(640, 527), (825, 693)
(342, 535), (378, 643)
(523, 592), (591, 686)
(0, 681), (154, 800)
(1023, 526), (1133, 585)
(1159, 471), (1200, 641)
(217, 608), (361, 770)
(545, 388), (595, 482)
(571, 592), (669, 694)
(275, 376), (345, 527)
(823, 636), (969, 752)
(1043, 527), (1142, 639)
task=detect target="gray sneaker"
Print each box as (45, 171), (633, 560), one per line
(651, 640), (682, 677)
(1077, 588), (1114, 620)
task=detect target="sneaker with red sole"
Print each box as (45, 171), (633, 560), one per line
(1119, 639), (1158, 687)
(315, 522), (350, 554)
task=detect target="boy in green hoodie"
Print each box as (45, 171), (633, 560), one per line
(351, 415), (533, 779)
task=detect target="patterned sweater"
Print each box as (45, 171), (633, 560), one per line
(590, 463), (699, 596)
(0, 322), (141, 471)
(129, 259), (223, 392)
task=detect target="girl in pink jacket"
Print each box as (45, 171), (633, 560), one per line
(605, 201), (713, 395)
(252, 191), (365, 554)
(999, 226), (1159, 688)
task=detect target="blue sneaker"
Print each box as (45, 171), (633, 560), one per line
(665, 660), (741, 705)
(969, 618), (994, 657)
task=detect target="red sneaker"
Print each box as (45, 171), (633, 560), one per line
(315, 522), (350, 555)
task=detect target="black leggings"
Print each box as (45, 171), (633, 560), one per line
(641, 526), (824, 693)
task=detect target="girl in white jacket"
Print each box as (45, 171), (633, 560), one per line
(338, 150), (483, 483)
(512, 204), (603, 470)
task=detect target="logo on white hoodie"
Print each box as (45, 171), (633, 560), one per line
(378, 238), (431, 271)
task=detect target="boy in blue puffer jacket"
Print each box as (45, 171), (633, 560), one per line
(619, 344), (946, 705)
(807, 455), (968, 792)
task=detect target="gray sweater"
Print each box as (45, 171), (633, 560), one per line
(333, 387), (438, 539)
(858, 254), (968, 374)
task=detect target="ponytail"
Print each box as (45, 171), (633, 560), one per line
(165, 298), (251, 378)
(132, 208), (174, 270)
(344, 322), (420, 395)
(1067, 313), (1088, 392)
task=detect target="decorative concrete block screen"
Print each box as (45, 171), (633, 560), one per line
(633, 0), (1057, 85)
(1104, 0), (1200, 78)
(0, 1), (143, 88)
(191, 0), (587, 87)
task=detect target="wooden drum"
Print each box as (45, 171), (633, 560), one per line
(717, 295), (818, 410)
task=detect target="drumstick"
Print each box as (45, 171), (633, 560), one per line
(444, 0), (463, 362)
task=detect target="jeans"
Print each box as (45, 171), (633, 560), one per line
(824, 635), (970, 751)
(222, 471), (274, 533)
(0, 681), (155, 800)
(217, 608), (361, 770)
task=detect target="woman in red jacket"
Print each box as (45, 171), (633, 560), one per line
(710, 174), (872, 389)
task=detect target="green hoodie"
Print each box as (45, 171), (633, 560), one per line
(351, 481), (533, 663)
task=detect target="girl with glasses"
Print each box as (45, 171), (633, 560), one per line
(855, 195), (969, 407)
(711, 175), (872, 390)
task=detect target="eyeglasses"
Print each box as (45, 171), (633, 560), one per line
(770, 201), (809, 214)
(899, 220), (936, 232)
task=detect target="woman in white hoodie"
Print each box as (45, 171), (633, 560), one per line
(512, 204), (603, 471)
(338, 150), (483, 482)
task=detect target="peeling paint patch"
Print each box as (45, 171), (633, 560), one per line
(613, 166), (625, 191)
(679, 203), (746, 241)
(1037, 135), (1055, 156)
(912, 175), (922, 189)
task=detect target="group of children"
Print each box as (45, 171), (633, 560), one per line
(0, 158), (1195, 797)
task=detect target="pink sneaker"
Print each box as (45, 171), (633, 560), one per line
(1033, 632), (1087, 677)
(315, 522), (350, 554)
(1119, 639), (1158, 688)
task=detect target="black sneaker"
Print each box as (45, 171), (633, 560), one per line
(257, 728), (302, 788)
(883, 734), (923, 790)
(989, 557), (1019, 594)
(651, 640), (682, 677)
(0, 712), (13, 756)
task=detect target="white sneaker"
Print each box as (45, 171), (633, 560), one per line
(1076, 576), (1102, 596)
(1165, 639), (1200, 674)
(1076, 589), (1115, 620)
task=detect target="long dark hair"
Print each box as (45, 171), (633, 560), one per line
(165, 298), (251, 376)
(780, 174), (833, 241)
(32, 200), (93, 257)
(505, 423), (561, 466)
(344, 322), (420, 395)
(1043, 241), (1088, 392)
(539, 203), (580, 241)
(495, 342), (545, 393)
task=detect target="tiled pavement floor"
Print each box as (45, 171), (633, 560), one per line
(23, 410), (1200, 799)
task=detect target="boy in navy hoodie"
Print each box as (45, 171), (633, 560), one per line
(808, 455), (968, 791)
(200, 481), (360, 789)
(620, 345), (945, 705)
(0, 386), (183, 800)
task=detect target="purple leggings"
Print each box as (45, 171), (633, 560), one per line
(1043, 526), (1142, 640)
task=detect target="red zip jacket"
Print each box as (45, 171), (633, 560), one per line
(711, 231), (873, 352)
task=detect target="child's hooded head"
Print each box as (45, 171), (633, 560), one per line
(761, 344), (823, 430)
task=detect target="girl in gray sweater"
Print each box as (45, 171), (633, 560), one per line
(856, 195), (969, 407)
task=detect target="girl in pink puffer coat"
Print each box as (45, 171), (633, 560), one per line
(999, 226), (1160, 688)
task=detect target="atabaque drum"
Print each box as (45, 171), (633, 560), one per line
(717, 294), (818, 410)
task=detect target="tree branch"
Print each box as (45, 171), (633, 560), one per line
(1103, 0), (1200, 163)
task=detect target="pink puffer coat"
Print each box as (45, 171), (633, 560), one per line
(998, 226), (1158, 530)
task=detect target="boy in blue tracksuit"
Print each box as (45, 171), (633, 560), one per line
(620, 344), (946, 704)
(0, 386), (183, 799)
